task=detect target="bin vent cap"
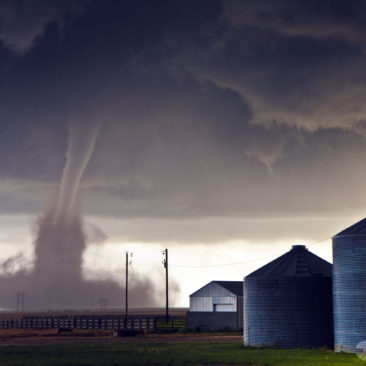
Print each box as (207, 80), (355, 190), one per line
(292, 245), (306, 250)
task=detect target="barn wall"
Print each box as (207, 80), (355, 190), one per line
(190, 282), (238, 312)
(237, 295), (243, 329)
(190, 297), (213, 311)
(190, 296), (236, 312)
(187, 311), (242, 330)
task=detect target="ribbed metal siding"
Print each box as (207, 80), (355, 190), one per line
(190, 296), (236, 312)
(333, 235), (366, 352)
(190, 282), (239, 312)
(237, 295), (243, 331)
(244, 277), (333, 348)
(190, 297), (213, 312)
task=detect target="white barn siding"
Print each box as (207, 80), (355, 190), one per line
(190, 296), (237, 312)
(190, 282), (237, 312)
(190, 297), (213, 312)
(216, 304), (235, 312)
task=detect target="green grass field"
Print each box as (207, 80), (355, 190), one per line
(0, 341), (364, 366)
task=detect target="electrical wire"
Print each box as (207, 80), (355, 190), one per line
(170, 235), (332, 268)
(170, 254), (278, 268)
(307, 236), (331, 247)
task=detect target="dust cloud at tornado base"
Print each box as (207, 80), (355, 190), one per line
(0, 121), (162, 311)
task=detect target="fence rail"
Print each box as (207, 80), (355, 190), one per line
(0, 315), (186, 331)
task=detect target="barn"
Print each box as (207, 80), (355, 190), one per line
(186, 281), (243, 331)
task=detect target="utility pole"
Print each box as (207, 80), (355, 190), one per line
(16, 292), (25, 313)
(125, 251), (133, 328)
(100, 297), (107, 312)
(125, 251), (128, 325)
(163, 249), (169, 322)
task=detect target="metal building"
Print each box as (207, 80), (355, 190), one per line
(244, 245), (333, 348)
(333, 217), (366, 352)
(187, 281), (243, 330)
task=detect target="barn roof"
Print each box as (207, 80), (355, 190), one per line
(213, 281), (243, 296)
(190, 280), (243, 297)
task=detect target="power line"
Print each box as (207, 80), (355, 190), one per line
(171, 236), (332, 269)
(307, 236), (331, 247)
(170, 254), (278, 268)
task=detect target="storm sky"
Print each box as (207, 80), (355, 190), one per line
(0, 0), (366, 308)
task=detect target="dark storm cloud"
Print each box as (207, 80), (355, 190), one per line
(170, 1), (366, 129)
(81, 123), (366, 221)
(0, 0), (86, 53)
(0, 0), (366, 226)
(223, 0), (366, 41)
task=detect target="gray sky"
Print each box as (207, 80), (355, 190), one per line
(0, 0), (365, 308)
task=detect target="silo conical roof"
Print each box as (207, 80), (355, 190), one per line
(245, 245), (332, 279)
(334, 217), (366, 237)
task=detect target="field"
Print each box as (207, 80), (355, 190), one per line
(0, 334), (364, 366)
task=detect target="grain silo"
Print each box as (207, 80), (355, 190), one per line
(333, 218), (366, 352)
(244, 245), (333, 348)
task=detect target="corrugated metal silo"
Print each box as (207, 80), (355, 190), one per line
(333, 218), (366, 352)
(244, 245), (333, 348)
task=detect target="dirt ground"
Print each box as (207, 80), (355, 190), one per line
(0, 329), (242, 346)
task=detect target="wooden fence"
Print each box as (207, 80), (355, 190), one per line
(0, 315), (186, 331)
